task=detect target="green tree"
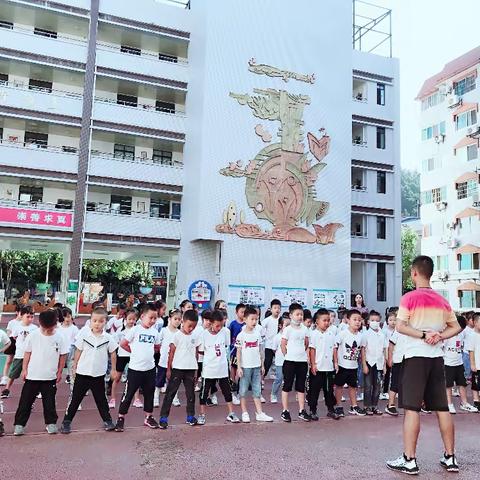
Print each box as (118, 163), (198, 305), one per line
(401, 227), (418, 293)
(401, 169), (420, 218)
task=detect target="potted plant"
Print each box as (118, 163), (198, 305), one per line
(139, 262), (153, 295)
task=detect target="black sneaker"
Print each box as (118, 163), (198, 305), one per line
(144, 415), (159, 429)
(385, 405), (399, 416)
(104, 420), (116, 431)
(186, 415), (198, 426)
(159, 417), (168, 429)
(387, 454), (419, 475)
(298, 410), (311, 422)
(440, 453), (459, 473)
(420, 407), (431, 414)
(0, 389), (10, 399)
(115, 417), (125, 432)
(205, 398), (214, 407)
(372, 407), (383, 416)
(60, 419), (72, 434)
(0, 420), (5, 437)
(349, 405), (367, 416)
(365, 407), (374, 416)
(65, 375), (71, 384)
(335, 406), (345, 417)
(327, 410), (340, 420)
(310, 412), (319, 421)
(281, 410), (292, 422)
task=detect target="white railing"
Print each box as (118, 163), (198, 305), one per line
(0, 79), (83, 99)
(352, 138), (368, 147)
(0, 23), (87, 45)
(351, 185), (367, 192)
(0, 138), (78, 154)
(351, 231), (368, 238)
(89, 150), (182, 168)
(0, 198), (73, 212)
(87, 204), (180, 220)
(94, 96), (186, 115)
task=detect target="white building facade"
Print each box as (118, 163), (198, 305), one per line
(0, 0), (401, 313)
(417, 46), (480, 311)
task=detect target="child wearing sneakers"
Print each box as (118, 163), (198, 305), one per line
(0, 330), (11, 436)
(198, 310), (240, 424)
(362, 311), (388, 415)
(60, 308), (118, 434)
(115, 303), (161, 431)
(307, 309), (338, 420)
(333, 309), (367, 417)
(281, 303), (311, 422)
(466, 312), (480, 411)
(13, 309), (69, 435)
(385, 327), (405, 416)
(1, 303), (21, 386)
(270, 316), (288, 404)
(58, 307), (78, 385)
(236, 306), (273, 423)
(444, 315), (478, 414)
(229, 303), (246, 405)
(1, 305), (37, 399)
(159, 309), (201, 428)
(380, 311), (397, 400)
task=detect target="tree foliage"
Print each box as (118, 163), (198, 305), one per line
(401, 169), (420, 218)
(401, 227), (418, 292)
(82, 260), (152, 284)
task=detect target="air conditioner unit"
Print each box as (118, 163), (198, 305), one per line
(435, 134), (446, 144)
(435, 201), (447, 211)
(438, 271), (449, 281)
(447, 238), (459, 249)
(447, 94), (461, 107)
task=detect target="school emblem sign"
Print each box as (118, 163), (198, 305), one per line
(216, 59), (343, 245)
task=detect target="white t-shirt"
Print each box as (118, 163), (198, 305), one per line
(0, 329), (10, 349)
(24, 329), (69, 381)
(309, 329), (335, 371)
(158, 327), (178, 368)
(364, 328), (388, 370)
(12, 323), (38, 359)
(172, 330), (201, 370)
(338, 322), (349, 332)
(282, 324), (309, 362)
(106, 315), (124, 333)
(335, 329), (365, 369)
(75, 329), (118, 377)
(236, 329), (262, 368)
(154, 318), (165, 332)
(114, 328), (133, 357)
(58, 324), (79, 347)
(222, 326), (231, 354)
(263, 315), (279, 349)
(443, 331), (465, 367)
(327, 324), (338, 336)
(389, 330), (407, 364)
(464, 326), (475, 345)
(200, 329), (230, 379)
(272, 332), (285, 367)
(465, 330), (480, 368)
(6, 318), (20, 335)
(124, 325), (161, 371)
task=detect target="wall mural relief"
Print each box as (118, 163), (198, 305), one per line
(216, 60), (343, 245)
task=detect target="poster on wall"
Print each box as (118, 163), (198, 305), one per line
(227, 284), (265, 307)
(312, 289), (346, 310)
(188, 280), (213, 310)
(271, 287), (308, 307)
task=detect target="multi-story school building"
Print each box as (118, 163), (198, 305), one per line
(0, 0), (400, 313)
(417, 46), (480, 311)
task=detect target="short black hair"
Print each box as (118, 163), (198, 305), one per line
(15, 303), (22, 313)
(61, 307), (72, 318)
(303, 308), (312, 320)
(183, 309), (198, 323)
(412, 255), (434, 279)
(124, 308), (138, 318)
(53, 302), (64, 309)
(179, 299), (192, 309)
(281, 311), (290, 320)
(243, 306), (258, 318)
(20, 305), (34, 316)
(139, 303), (157, 315)
(314, 308), (330, 321)
(346, 309), (362, 319)
(465, 310), (475, 321)
(214, 299), (226, 309)
(154, 300), (165, 311)
(270, 299), (281, 308)
(369, 310), (381, 318)
(289, 303), (303, 314)
(39, 309), (58, 328)
(456, 315), (467, 330)
(235, 303), (246, 312)
(117, 302), (127, 311)
(211, 310), (224, 323)
(201, 309), (213, 320)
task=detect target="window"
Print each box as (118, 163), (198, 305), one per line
(117, 94), (138, 107)
(453, 75), (476, 96)
(376, 216), (386, 239)
(18, 185), (43, 203)
(376, 83), (385, 105)
(351, 214), (367, 237)
(114, 144), (135, 160)
(377, 263), (386, 302)
(156, 100), (176, 114)
(434, 255), (449, 271)
(0, 73), (8, 85)
(158, 53), (178, 63)
(120, 45), (141, 56)
(152, 149), (173, 165)
(377, 171), (386, 193)
(150, 198), (170, 218)
(421, 92), (443, 111)
(0, 20), (13, 30)
(459, 290), (480, 309)
(467, 144), (478, 161)
(56, 199), (73, 209)
(86, 202), (96, 212)
(376, 127), (386, 149)
(436, 290), (449, 301)
(432, 186), (446, 203)
(421, 121), (446, 141)
(422, 157), (442, 172)
(24, 131), (48, 147)
(34, 27), (57, 38)
(456, 180), (478, 200)
(455, 110), (477, 130)
(110, 195), (131, 215)
(29, 78), (53, 93)
(171, 201), (181, 220)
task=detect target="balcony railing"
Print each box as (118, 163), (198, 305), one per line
(0, 138), (78, 154)
(351, 185), (367, 192)
(86, 202), (180, 220)
(89, 150), (182, 168)
(351, 231), (367, 238)
(94, 96), (186, 115)
(0, 79), (83, 99)
(353, 93), (368, 103)
(352, 137), (367, 147)
(0, 198), (73, 211)
(0, 23), (87, 45)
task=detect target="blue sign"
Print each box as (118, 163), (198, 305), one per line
(188, 280), (214, 310)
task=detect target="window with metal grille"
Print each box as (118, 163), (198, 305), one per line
(150, 198), (170, 218)
(114, 144), (135, 160)
(120, 45), (141, 55)
(19, 185), (43, 203)
(376, 216), (386, 239)
(110, 195), (132, 215)
(152, 149), (173, 165)
(117, 94), (138, 107)
(453, 75), (476, 96)
(376, 127), (386, 149)
(29, 78), (53, 93)
(159, 53), (178, 63)
(455, 110), (477, 130)
(377, 263), (386, 302)
(467, 145), (478, 161)
(24, 131), (48, 147)
(376, 83), (385, 105)
(156, 100), (176, 114)
(34, 27), (57, 38)
(377, 171), (386, 193)
(0, 20), (13, 29)
(456, 180), (478, 200)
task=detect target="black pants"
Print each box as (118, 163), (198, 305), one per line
(119, 367), (156, 415)
(199, 377), (232, 405)
(364, 365), (383, 408)
(14, 379), (57, 426)
(307, 371), (336, 413)
(383, 365), (391, 394)
(160, 369), (196, 418)
(264, 348), (275, 377)
(64, 373), (111, 422)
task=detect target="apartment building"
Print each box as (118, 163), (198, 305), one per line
(417, 46), (480, 310)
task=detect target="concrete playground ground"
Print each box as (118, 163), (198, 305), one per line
(1, 375), (479, 480)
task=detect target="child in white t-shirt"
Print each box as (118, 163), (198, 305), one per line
(281, 303), (310, 422)
(115, 303), (161, 431)
(1, 305), (37, 399)
(1, 303), (21, 386)
(159, 309), (201, 428)
(106, 303), (126, 334)
(57, 307), (78, 385)
(198, 310), (240, 424)
(270, 316), (289, 404)
(236, 306), (273, 423)
(13, 309), (69, 435)
(0, 330), (11, 436)
(466, 312), (480, 411)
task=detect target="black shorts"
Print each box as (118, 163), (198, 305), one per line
(116, 356), (130, 373)
(445, 364), (467, 388)
(390, 362), (403, 394)
(399, 357), (448, 412)
(4, 337), (16, 355)
(282, 360), (308, 393)
(334, 366), (358, 388)
(472, 371), (480, 392)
